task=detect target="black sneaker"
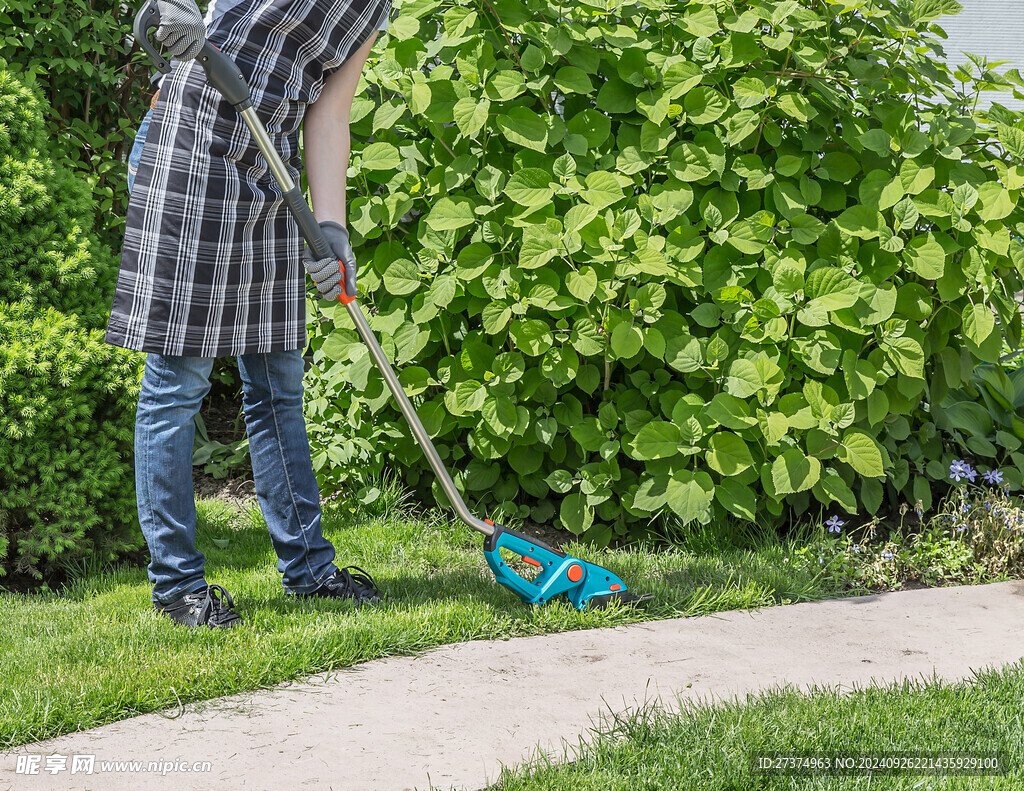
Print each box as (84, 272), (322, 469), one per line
(298, 566), (382, 604)
(154, 584), (243, 628)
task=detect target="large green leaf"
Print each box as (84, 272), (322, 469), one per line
(629, 421), (682, 460)
(665, 471), (715, 524)
(383, 258), (420, 295)
(962, 303), (995, 345)
(772, 449), (822, 494)
(560, 493), (594, 535)
(715, 477), (756, 521)
(504, 168), (555, 207)
(509, 319), (553, 356)
(706, 432), (754, 476)
(839, 429), (885, 477)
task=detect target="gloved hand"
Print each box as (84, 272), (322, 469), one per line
(155, 0), (207, 60)
(302, 221), (358, 301)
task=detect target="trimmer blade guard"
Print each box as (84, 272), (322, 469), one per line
(482, 522), (651, 611)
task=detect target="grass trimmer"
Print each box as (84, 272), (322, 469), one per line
(135, 2), (650, 610)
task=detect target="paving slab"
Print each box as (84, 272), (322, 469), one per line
(4, 581), (1024, 791)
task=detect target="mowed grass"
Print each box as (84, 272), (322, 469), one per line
(2, 494), (856, 750)
(487, 661), (1024, 791)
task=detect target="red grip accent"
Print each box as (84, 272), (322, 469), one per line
(521, 555), (542, 568)
(336, 262), (356, 304)
(484, 518), (494, 526)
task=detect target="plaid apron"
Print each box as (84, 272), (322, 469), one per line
(105, 0), (390, 357)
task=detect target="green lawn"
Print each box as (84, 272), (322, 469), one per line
(1, 495), (849, 750)
(487, 661), (1024, 790)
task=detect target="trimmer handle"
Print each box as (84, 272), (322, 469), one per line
(133, 0), (252, 110)
(134, 1), (171, 74)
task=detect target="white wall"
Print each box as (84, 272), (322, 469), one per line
(940, 0), (1024, 109)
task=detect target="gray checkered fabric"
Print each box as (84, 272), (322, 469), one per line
(106, 0), (391, 356)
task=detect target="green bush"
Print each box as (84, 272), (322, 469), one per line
(0, 70), (143, 580)
(0, 2), (158, 245)
(303, 0), (1024, 545)
(0, 303), (143, 580)
(0, 70), (119, 329)
(929, 364), (1024, 504)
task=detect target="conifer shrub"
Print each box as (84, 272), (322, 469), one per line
(0, 70), (142, 580)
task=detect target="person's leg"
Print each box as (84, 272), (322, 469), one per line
(135, 353), (216, 603)
(127, 108), (153, 196)
(236, 350), (338, 593)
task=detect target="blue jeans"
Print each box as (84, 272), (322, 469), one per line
(128, 112), (338, 603)
(126, 108), (152, 194)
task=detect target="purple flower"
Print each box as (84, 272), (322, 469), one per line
(825, 516), (844, 533)
(853, 544), (861, 553)
(882, 550), (894, 560)
(955, 523), (967, 533)
(984, 469), (1004, 485)
(962, 502), (971, 513)
(949, 460), (976, 483)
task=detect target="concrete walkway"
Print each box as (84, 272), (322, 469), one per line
(4, 581), (1024, 791)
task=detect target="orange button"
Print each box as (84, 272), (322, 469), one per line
(521, 555), (542, 568)
(610, 584), (622, 591)
(566, 564), (583, 583)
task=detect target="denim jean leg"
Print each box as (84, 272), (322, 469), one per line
(127, 109), (153, 196)
(237, 350), (337, 593)
(135, 353), (216, 603)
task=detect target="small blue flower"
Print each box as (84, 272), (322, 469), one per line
(825, 516), (844, 533)
(955, 523), (967, 533)
(882, 550), (894, 560)
(962, 502), (971, 514)
(984, 469), (1005, 485)
(818, 556), (825, 566)
(950, 460), (976, 483)
(853, 544), (861, 553)
(985, 502), (992, 511)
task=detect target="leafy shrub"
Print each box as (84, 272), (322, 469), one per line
(928, 364), (1024, 511)
(0, 70), (144, 580)
(0, 70), (119, 329)
(0, 303), (143, 580)
(301, 0), (1024, 545)
(0, 2), (158, 244)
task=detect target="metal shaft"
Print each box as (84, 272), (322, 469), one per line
(242, 106), (296, 192)
(240, 105), (494, 539)
(344, 300), (490, 535)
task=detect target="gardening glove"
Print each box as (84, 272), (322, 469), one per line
(155, 0), (207, 61)
(302, 221), (357, 301)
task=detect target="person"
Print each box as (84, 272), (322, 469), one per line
(107, 0), (392, 628)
